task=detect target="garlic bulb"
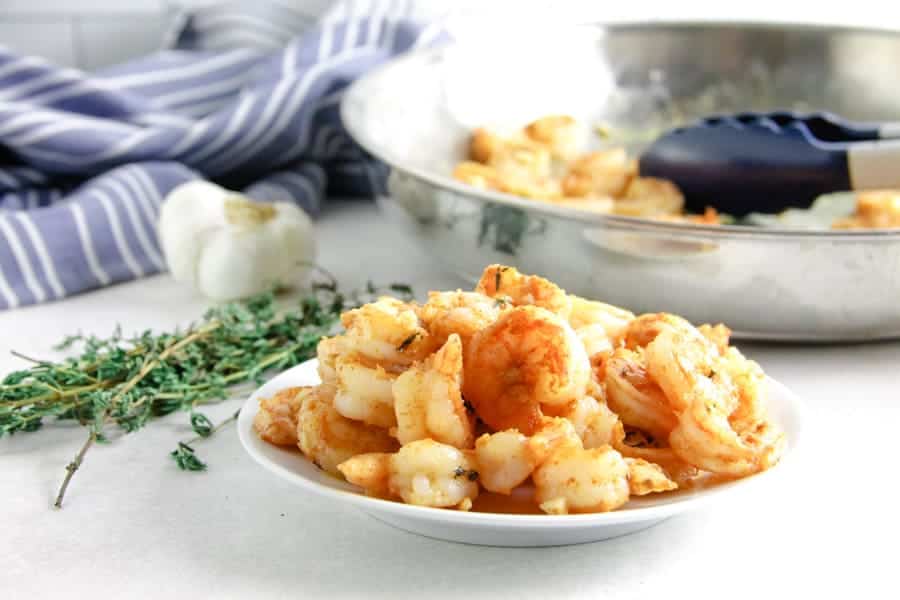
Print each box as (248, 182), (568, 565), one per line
(158, 180), (315, 301)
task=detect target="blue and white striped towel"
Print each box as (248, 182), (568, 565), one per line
(0, 1), (442, 310)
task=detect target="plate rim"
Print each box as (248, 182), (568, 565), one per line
(238, 358), (807, 528)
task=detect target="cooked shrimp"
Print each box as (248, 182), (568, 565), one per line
(468, 127), (505, 163)
(459, 137), (561, 200)
(417, 290), (505, 347)
(462, 306), (591, 434)
(832, 189), (900, 229)
(337, 452), (391, 497)
(626, 313), (730, 357)
(568, 295), (634, 358)
(642, 322), (721, 414)
(453, 161), (503, 191)
(605, 348), (678, 440)
(316, 336), (344, 383)
(625, 458), (678, 495)
(340, 297), (433, 365)
(526, 416), (583, 464)
(551, 395), (625, 450)
(475, 264), (572, 318)
(296, 385), (398, 475)
(333, 355), (397, 428)
(474, 430), (536, 494)
(387, 439), (479, 509)
(561, 148), (636, 198)
(722, 347), (767, 432)
(624, 312), (699, 351)
(568, 295), (634, 335)
(533, 444), (630, 514)
(523, 114), (581, 159)
(614, 439), (699, 487)
(615, 176), (684, 217)
(647, 328), (785, 476)
(670, 399), (784, 477)
(253, 387), (304, 446)
(488, 138), (552, 180)
(392, 334), (474, 448)
(698, 323), (732, 354)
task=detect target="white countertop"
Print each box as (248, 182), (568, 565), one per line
(2, 200), (898, 599)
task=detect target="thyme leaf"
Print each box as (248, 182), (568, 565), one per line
(1, 277), (412, 508)
(397, 333), (418, 352)
(190, 413), (214, 438)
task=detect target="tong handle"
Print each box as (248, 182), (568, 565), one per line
(639, 112), (900, 215)
(699, 110), (896, 142)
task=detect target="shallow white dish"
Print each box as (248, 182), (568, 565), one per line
(238, 359), (805, 547)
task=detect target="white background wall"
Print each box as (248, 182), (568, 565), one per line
(0, 0), (897, 71)
(0, 0), (181, 69)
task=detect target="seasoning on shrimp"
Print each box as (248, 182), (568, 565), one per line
(462, 306), (590, 434)
(256, 263), (786, 515)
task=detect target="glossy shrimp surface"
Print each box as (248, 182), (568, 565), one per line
(392, 334), (474, 448)
(533, 444), (630, 515)
(475, 264), (572, 318)
(605, 347), (678, 440)
(646, 328), (785, 476)
(388, 439), (480, 509)
(338, 439), (480, 510)
(567, 295), (634, 359)
(340, 297), (433, 365)
(332, 355), (397, 428)
(624, 312), (699, 352)
(417, 290), (505, 347)
(256, 264), (786, 515)
(474, 430), (536, 494)
(253, 386), (304, 446)
(316, 336), (343, 384)
(462, 305), (590, 435)
(296, 385), (398, 475)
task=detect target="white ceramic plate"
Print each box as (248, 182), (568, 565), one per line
(238, 359), (806, 547)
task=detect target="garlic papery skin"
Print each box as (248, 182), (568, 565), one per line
(158, 181), (315, 301)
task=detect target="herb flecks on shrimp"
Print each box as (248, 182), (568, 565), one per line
(255, 264), (786, 515)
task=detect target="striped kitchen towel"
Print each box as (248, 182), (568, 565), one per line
(0, 1), (444, 310)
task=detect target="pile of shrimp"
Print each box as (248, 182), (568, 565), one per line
(254, 265), (785, 515)
(453, 115), (721, 224)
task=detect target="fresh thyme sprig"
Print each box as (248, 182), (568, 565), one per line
(0, 272), (413, 508)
